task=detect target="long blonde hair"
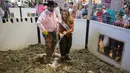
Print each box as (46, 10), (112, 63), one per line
(61, 9), (74, 26)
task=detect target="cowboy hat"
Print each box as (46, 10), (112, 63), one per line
(44, 1), (57, 7)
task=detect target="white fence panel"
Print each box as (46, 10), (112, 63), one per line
(71, 19), (87, 50)
(0, 18), (40, 51)
(88, 20), (130, 72)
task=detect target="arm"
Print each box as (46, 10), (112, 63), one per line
(53, 11), (60, 32)
(65, 23), (74, 35)
(36, 12), (46, 32)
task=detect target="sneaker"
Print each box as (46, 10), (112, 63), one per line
(65, 55), (71, 60)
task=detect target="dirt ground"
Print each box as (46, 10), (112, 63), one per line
(0, 44), (128, 73)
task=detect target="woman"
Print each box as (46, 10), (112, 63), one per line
(75, 4), (83, 19)
(59, 9), (74, 61)
(71, 3), (77, 19)
(0, 7), (4, 19)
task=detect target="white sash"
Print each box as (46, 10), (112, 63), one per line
(60, 21), (70, 30)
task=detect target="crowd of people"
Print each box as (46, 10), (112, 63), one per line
(64, 1), (130, 29)
(91, 2), (130, 29)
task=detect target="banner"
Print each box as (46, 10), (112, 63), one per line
(110, 0), (124, 11)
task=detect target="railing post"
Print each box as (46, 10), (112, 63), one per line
(85, 0), (92, 49)
(37, 0), (41, 44)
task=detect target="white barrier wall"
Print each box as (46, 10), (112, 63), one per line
(88, 20), (130, 72)
(9, 8), (36, 18)
(9, 8), (20, 18)
(0, 18), (41, 51)
(0, 19), (87, 51)
(21, 8), (36, 18)
(72, 19), (86, 50)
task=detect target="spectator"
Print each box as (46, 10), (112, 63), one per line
(30, 0), (35, 8)
(94, 4), (104, 22)
(112, 8), (125, 27)
(17, 0), (23, 7)
(36, 1), (46, 14)
(107, 8), (116, 24)
(68, 2), (73, 15)
(81, 5), (88, 19)
(54, 3), (62, 23)
(71, 3), (77, 19)
(0, 7), (5, 19)
(75, 4), (83, 19)
(63, 2), (68, 10)
(0, 0), (10, 18)
(123, 5), (130, 28)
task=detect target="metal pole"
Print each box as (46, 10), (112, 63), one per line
(37, 0), (41, 43)
(87, 0), (92, 20)
(19, 6), (22, 18)
(85, 0), (92, 49)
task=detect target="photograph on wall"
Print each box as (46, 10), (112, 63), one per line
(98, 34), (124, 62)
(27, 13), (32, 17)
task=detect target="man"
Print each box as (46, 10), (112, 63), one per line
(37, 1), (59, 63)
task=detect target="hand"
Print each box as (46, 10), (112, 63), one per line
(43, 30), (48, 35)
(124, 24), (129, 28)
(59, 20), (62, 23)
(63, 31), (67, 35)
(59, 33), (64, 38)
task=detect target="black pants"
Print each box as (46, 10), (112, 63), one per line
(2, 11), (8, 19)
(42, 32), (57, 58)
(59, 34), (72, 57)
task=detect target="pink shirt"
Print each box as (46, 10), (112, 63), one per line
(37, 9), (59, 32)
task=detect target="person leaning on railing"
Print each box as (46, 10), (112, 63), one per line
(0, 7), (5, 19)
(123, 5), (130, 29)
(112, 9), (125, 27)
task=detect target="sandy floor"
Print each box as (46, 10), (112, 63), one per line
(0, 44), (128, 73)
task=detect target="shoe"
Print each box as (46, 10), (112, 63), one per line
(65, 55), (71, 60)
(60, 56), (66, 62)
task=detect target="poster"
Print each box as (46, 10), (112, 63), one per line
(105, 0), (111, 3)
(27, 13), (36, 17)
(110, 0), (124, 11)
(98, 34), (124, 62)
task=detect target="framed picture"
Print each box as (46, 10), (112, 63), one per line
(27, 13), (36, 17)
(10, 13), (14, 18)
(27, 13), (31, 17)
(98, 34), (124, 62)
(32, 13), (35, 17)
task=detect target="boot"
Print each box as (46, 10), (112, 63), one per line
(65, 55), (71, 60)
(60, 56), (66, 62)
